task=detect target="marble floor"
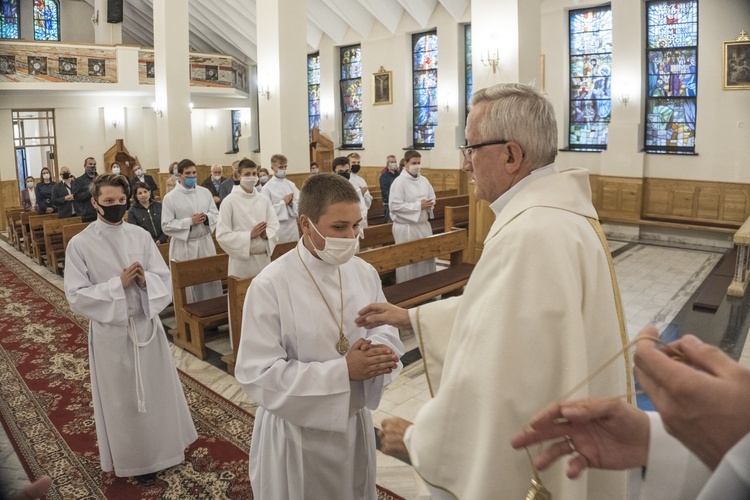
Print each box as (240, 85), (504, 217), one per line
(0, 236), (748, 499)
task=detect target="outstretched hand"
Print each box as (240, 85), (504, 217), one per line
(355, 303), (411, 330)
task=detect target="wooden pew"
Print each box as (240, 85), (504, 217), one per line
(430, 195), (470, 233)
(8, 208), (22, 249)
(361, 222), (394, 249)
(357, 229), (474, 308)
(444, 205), (469, 231)
(223, 275), (253, 375)
(20, 212), (33, 256)
(271, 240), (296, 260)
(5, 208), (19, 243)
(62, 222), (91, 252)
(29, 214), (58, 265)
(157, 242), (170, 264)
(171, 253), (230, 360)
(367, 197), (385, 225)
(43, 217), (82, 274)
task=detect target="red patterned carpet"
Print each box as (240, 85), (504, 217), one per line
(0, 246), (404, 500)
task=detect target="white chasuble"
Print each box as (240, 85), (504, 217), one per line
(407, 167), (631, 499)
(261, 176), (300, 243)
(349, 173), (372, 229)
(388, 170), (436, 282)
(65, 220), (197, 477)
(234, 242), (405, 499)
(161, 182), (222, 303)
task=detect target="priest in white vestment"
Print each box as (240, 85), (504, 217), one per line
(348, 154), (373, 229)
(235, 173), (404, 499)
(161, 159), (222, 303)
(358, 84), (631, 499)
(388, 150), (436, 282)
(261, 153), (300, 243)
(65, 174), (197, 480)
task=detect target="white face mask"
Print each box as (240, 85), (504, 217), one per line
(112, 167), (121, 175)
(43, 173), (51, 180)
(240, 176), (258, 191)
(408, 165), (421, 176)
(135, 168), (143, 177)
(211, 174), (222, 182)
(308, 220), (360, 266)
(275, 170), (287, 179)
(260, 175), (269, 184)
(389, 162), (398, 171)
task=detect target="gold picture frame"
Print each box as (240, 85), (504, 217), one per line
(723, 40), (750, 90)
(373, 67), (393, 105)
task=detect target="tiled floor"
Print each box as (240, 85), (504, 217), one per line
(0, 237), (744, 499)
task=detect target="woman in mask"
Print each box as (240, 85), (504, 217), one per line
(21, 176), (37, 212)
(127, 182), (168, 244)
(35, 167), (57, 214)
(165, 161), (179, 195)
(257, 168), (270, 192)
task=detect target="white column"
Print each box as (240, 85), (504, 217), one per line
(153, 0), (193, 170)
(93, 0), (123, 45)
(256, 0), (309, 172)
(471, 0), (541, 91)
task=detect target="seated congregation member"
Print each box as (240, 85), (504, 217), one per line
(235, 173), (404, 499)
(127, 182), (168, 244)
(388, 149), (436, 282)
(216, 158), (279, 278)
(130, 164), (160, 199)
(20, 176), (37, 212)
(219, 160), (241, 202)
(347, 152), (372, 229)
(35, 167), (57, 214)
(64, 173), (197, 485)
(261, 154), (300, 244)
(202, 164), (225, 208)
(379, 154), (399, 223)
(161, 158), (222, 303)
(52, 166), (77, 218)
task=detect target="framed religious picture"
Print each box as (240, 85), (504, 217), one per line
(372, 67), (393, 105)
(723, 38), (750, 90)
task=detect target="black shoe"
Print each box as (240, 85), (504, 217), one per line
(135, 473), (157, 486)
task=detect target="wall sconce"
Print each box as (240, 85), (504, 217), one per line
(480, 49), (500, 74)
(441, 91), (452, 112)
(111, 117), (120, 128)
(258, 83), (270, 100)
(151, 102), (163, 117)
(91, 9), (99, 25)
(241, 108), (251, 127)
(618, 91), (630, 107)
(207, 120), (215, 130)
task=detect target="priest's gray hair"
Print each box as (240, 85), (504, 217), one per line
(470, 83), (558, 171)
(89, 173), (131, 200)
(299, 173), (360, 223)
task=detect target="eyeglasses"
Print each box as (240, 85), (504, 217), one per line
(460, 140), (509, 160)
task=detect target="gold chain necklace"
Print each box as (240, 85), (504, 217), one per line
(296, 244), (350, 355)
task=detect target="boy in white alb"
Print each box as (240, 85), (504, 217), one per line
(261, 154), (300, 243)
(235, 173), (404, 499)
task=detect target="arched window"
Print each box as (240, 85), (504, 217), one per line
(308, 52), (321, 139)
(645, 0), (698, 154)
(464, 24), (472, 125)
(33, 0), (59, 41)
(1, 0), (21, 39)
(412, 30), (438, 149)
(339, 44), (362, 147)
(569, 5), (612, 151)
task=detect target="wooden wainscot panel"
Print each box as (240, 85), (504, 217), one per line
(0, 180), (21, 231)
(590, 175), (642, 222)
(723, 189), (749, 224)
(696, 187), (721, 221)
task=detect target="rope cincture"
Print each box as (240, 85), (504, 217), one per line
(129, 316), (158, 413)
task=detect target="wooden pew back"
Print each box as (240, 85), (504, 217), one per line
(444, 205), (469, 230)
(361, 222), (394, 249)
(29, 214), (59, 264)
(43, 217), (83, 273)
(225, 275), (253, 375)
(63, 223), (91, 252)
(357, 229), (467, 274)
(270, 241), (296, 261)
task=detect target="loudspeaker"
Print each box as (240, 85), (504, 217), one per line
(107, 0), (123, 24)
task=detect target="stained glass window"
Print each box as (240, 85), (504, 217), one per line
(1, 0), (20, 39)
(464, 24), (472, 125)
(340, 44), (362, 147)
(308, 52), (321, 140)
(33, 0), (59, 41)
(569, 6), (612, 151)
(645, 0), (698, 154)
(413, 30), (438, 149)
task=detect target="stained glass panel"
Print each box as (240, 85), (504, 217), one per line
(569, 6), (611, 150)
(33, 0), (59, 41)
(1, 0), (20, 39)
(645, 0), (697, 153)
(412, 30), (437, 149)
(465, 24), (472, 123)
(308, 52), (320, 136)
(340, 44), (362, 146)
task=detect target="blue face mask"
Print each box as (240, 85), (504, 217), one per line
(184, 177), (197, 188)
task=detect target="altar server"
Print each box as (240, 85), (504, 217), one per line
(388, 149), (436, 282)
(161, 158), (222, 303)
(347, 152), (373, 229)
(235, 173), (404, 499)
(261, 154), (300, 243)
(65, 173), (197, 484)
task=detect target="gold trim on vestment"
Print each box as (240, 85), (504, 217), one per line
(414, 307), (435, 398)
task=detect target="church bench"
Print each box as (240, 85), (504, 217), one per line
(271, 240), (296, 260)
(20, 212), (33, 257)
(43, 217), (82, 274)
(361, 222), (395, 249)
(444, 205), (469, 231)
(357, 229), (474, 307)
(5, 207), (19, 243)
(62, 222), (91, 252)
(223, 275), (253, 376)
(171, 253), (230, 360)
(29, 214), (59, 266)
(429, 195), (470, 233)
(367, 197), (385, 226)
(157, 242), (170, 265)
(7, 208), (23, 249)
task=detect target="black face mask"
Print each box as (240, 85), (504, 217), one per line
(350, 164), (361, 174)
(96, 202), (127, 224)
(338, 170), (351, 180)
(62, 172), (71, 179)
(86, 167), (97, 177)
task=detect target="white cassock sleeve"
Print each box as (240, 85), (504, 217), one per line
(65, 241), (129, 326)
(235, 278), (353, 433)
(262, 184), (290, 221)
(160, 195), (193, 242)
(426, 181), (436, 219)
(389, 179), (423, 223)
(205, 191), (219, 232)
(216, 199), (250, 259)
(290, 183), (300, 217)
(140, 241), (173, 319)
(263, 200), (280, 254)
